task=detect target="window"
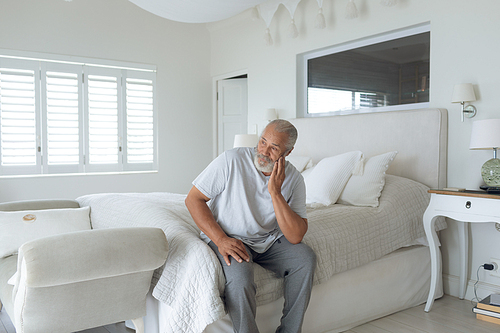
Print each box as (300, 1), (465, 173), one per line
(298, 24), (430, 117)
(0, 53), (157, 176)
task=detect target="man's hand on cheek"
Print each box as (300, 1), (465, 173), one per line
(268, 156), (286, 196)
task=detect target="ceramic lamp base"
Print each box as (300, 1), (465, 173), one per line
(481, 158), (500, 186)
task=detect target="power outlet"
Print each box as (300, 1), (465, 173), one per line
(490, 258), (500, 277)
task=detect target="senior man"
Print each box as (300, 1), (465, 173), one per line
(185, 119), (316, 333)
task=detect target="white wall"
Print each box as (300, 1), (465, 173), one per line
(0, 0), (213, 200)
(208, 0), (500, 297)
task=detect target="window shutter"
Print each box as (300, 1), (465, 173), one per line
(0, 68), (38, 168)
(87, 74), (119, 165)
(125, 78), (154, 164)
(0, 52), (156, 176)
(45, 71), (80, 166)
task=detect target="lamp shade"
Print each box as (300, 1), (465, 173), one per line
(265, 108), (278, 121)
(233, 134), (258, 148)
(451, 83), (476, 103)
(470, 119), (500, 150)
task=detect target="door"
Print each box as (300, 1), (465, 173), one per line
(217, 78), (248, 155)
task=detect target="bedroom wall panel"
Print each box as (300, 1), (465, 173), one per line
(208, 0), (500, 298)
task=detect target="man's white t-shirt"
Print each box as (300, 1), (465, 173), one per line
(193, 147), (307, 253)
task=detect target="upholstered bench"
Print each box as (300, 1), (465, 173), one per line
(0, 199), (168, 333)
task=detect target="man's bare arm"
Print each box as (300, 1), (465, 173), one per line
(185, 186), (249, 265)
(268, 157), (308, 244)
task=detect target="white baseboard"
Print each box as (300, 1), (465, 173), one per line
(443, 273), (500, 301)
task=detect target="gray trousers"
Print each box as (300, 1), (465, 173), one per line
(208, 237), (316, 333)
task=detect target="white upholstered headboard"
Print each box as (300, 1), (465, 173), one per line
(289, 108), (448, 189)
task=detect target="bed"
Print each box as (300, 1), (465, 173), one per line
(77, 107), (448, 333)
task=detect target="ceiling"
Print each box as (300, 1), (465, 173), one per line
(128, 0), (269, 23)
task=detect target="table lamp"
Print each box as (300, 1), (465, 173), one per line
(265, 108), (278, 121)
(233, 134), (258, 148)
(470, 119), (500, 187)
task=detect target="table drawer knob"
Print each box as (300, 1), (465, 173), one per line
(465, 201), (472, 209)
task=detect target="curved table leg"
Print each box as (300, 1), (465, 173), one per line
(424, 210), (441, 312)
(458, 221), (468, 299)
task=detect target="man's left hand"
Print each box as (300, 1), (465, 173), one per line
(268, 156), (285, 196)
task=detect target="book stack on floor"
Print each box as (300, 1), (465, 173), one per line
(474, 294), (500, 324)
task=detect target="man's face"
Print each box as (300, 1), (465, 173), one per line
(254, 125), (290, 173)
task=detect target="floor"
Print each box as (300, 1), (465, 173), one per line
(344, 295), (499, 333)
(0, 310), (134, 333)
(1, 295), (499, 332)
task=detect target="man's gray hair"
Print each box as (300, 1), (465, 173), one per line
(264, 119), (298, 151)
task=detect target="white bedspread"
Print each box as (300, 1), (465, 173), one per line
(76, 175), (446, 333)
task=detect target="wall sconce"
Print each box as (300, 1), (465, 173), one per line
(233, 134), (259, 148)
(451, 83), (477, 122)
(265, 108), (278, 121)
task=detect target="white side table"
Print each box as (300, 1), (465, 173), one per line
(423, 189), (500, 312)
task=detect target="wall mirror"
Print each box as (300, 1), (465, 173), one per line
(297, 24), (430, 117)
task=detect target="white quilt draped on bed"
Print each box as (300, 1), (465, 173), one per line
(76, 175), (446, 333)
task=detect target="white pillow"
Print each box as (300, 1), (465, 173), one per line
(287, 155), (313, 172)
(301, 165), (315, 180)
(305, 151), (362, 206)
(0, 206), (91, 258)
(338, 151), (398, 207)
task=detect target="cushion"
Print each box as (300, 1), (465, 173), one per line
(301, 165), (315, 180)
(305, 151), (362, 206)
(0, 206), (91, 258)
(338, 151), (398, 207)
(286, 155), (313, 172)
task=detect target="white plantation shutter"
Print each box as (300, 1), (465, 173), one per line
(85, 69), (122, 172)
(0, 52), (156, 176)
(0, 69), (37, 165)
(0, 59), (41, 175)
(43, 68), (83, 174)
(126, 77), (154, 166)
